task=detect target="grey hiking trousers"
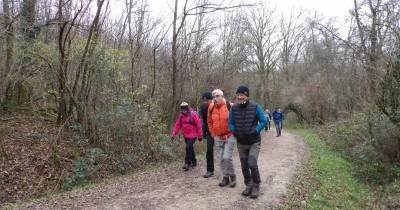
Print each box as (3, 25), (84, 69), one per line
(214, 135), (236, 178)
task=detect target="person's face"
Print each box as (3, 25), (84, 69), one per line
(180, 107), (188, 114)
(203, 98), (212, 106)
(236, 93), (248, 103)
(278, 108), (281, 112)
(212, 93), (222, 104)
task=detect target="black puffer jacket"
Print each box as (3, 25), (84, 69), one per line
(231, 101), (261, 145)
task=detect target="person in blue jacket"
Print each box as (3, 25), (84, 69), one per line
(228, 86), (268, 199)
(272, 107), (284, 137)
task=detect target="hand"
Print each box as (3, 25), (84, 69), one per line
(197, 137), (203, 142)
(219, 135), (227, 141)
(171, 136), (175, 141)
(232, 131), (238, 138)
(251, 130), (258, 137)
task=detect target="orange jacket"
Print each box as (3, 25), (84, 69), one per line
(207, 100), (232, 140)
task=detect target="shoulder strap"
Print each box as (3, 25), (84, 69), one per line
(226, 101), (231, 110)
(209, 101), (231, 116)
(189, 111), (193, 124)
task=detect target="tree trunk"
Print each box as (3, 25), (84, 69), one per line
(1, 0), (14, 108)
(57, 0), (68, 125)
(21, 0), (37, 42)
(170, 0), (179, 128)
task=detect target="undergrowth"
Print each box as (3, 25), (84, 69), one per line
(279, 129), (381, 209)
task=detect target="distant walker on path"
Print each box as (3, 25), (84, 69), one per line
(272, 108), (284, 137)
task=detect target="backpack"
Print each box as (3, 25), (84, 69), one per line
(180, 110), (200, 125)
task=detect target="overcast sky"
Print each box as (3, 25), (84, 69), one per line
(145, 0), (354, 22)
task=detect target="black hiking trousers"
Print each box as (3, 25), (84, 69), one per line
(184, 138), (197, 165)
(205, 132), (214, 172)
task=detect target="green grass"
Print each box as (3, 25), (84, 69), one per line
(279, 128), (379, 210)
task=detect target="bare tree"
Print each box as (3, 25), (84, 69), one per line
(169, 0), (246, 125)
(352, 0), (391, 100)
(242, 3), (279, 107)
(56, 0), (90, 124)
(279, 9), (307, 83)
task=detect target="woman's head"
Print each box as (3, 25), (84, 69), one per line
(180, 102), (189, 114)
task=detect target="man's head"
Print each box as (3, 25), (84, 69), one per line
(180, 102), (189, 114)
(236, 86), (249, 104)
(202, 91), (213, 106)
(212, 89), (224, 104)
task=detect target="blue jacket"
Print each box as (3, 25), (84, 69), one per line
(272, 110), (284, 123)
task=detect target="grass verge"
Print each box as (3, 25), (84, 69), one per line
(278, 128), (379, 210)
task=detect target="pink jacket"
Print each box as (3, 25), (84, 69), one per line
(171, 109), (203, 139)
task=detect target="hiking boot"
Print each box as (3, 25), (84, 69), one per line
(203, 171), (213, 178)
(249, 185), (260, 199)
(229, 175), (236, 188)
(242, 184), (252, 196)
(219, 177), (229, 187)
(182, 163), (190, 171)
(189, 162), (197, 168)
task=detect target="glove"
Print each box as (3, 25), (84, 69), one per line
(202, 132), (207, 139)
(198, 137), (203, 142)
(171, 136), (175, 141)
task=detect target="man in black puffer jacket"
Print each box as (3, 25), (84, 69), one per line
(228, 86), (268, 199)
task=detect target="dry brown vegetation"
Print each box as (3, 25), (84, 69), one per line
(0, 112), (74, 207)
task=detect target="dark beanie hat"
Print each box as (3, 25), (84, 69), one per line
(236, 86), (249, 96)
(202, 91), (213, 100)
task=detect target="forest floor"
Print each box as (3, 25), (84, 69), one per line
(0, 112), (76, 208)
(12, 126), (310, 210)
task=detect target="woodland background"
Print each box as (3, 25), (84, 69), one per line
(0, 0), (399, 208)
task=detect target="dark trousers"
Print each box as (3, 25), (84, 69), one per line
(264, 120), (271, 131)
(185, 138), (197, 165)
(274, 121), (282, 136)
(205, 132), (214, 172)
(237, 142), (261, 185)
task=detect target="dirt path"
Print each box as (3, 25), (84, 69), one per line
(20, 131), (309, 210)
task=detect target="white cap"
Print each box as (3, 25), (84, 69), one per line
(180, 102), (189, 107)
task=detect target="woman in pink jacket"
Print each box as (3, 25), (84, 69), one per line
(171, 102), (203, 171)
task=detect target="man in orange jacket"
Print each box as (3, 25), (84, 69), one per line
(207, 89), (236, 188)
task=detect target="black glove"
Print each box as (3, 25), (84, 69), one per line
(202, 132), (207, 139)
(198, 137), (203, 142)
(171, 136), (175, 141)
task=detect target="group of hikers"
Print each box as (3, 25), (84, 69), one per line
(170, 86), (284, 199)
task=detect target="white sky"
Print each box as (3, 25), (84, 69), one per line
(145, 0), (354, 22)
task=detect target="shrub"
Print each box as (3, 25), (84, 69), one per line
(321, 106), (400, 185)
(62, 148), (105, 190)
(90, 86), (182, 175)
(62, 157), (91, 191)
